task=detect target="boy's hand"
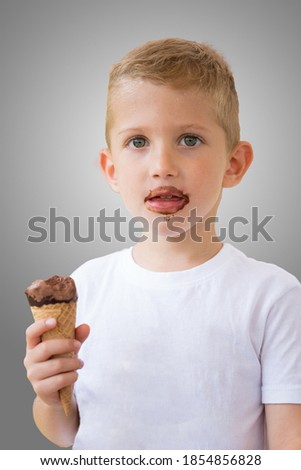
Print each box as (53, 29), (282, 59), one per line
(24, 319), (90, 410)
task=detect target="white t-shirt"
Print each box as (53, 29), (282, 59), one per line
(71, 243), (301, 450)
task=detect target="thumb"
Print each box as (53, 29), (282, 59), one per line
(75, 323), (90, 345)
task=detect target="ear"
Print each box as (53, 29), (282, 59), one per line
(222, 141), (253, 188)
(99, 148), (120, 193)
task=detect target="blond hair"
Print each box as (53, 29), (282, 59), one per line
(105, 38), (240, 150)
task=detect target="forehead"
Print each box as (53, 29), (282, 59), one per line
(109, 79), (217, 126)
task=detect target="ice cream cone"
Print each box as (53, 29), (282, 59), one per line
(30, 301), (77, 416)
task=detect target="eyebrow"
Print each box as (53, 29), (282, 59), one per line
(117, 125), (211, 136)
(118, 128), (144, 136)
(179, 124), (212, 134)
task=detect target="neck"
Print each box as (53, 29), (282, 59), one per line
(132, 223), (223, 272)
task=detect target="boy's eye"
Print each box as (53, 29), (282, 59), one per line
(180, 135), (202, 147)
(128, 137), (148, 148)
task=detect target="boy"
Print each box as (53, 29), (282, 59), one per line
(24, 38), (301, 449)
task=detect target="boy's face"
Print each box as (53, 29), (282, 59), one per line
(101, 80), (239, 236)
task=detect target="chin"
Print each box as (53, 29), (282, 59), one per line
(147, 214), (188, 242)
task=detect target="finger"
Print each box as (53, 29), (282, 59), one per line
(25, 318), (57, 350)
(28, 338), (82, 363)
(27, 356), (84, 383)
(75, 323), (90, 345)
(34, 371), (79, 399)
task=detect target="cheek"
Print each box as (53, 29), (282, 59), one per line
(191, 161), (224, 191)
(115, 165), (144, 209)
(118, 157), (147, 184)
(117, 165), (138, 191)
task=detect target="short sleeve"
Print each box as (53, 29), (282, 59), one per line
(261, 284), (301, 403)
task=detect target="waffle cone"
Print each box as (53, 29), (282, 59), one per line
(31, 301), (76, 416)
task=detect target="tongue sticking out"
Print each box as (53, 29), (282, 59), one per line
(144, 187), (189, 215)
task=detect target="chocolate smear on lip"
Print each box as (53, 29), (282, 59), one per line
(144, 185), (190, 215)
(144, 186), (189, 202)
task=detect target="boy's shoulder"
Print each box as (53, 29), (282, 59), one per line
(228, 244), (300, 293)
(71, 247), (128, 284)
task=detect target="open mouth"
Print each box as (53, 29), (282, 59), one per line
(144, 186), (190, 215)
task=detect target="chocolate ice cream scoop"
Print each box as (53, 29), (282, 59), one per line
(25, 275), (77, 307)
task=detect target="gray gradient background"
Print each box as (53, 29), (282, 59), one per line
(1, 0), (300, 450)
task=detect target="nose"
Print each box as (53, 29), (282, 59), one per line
(149, 143), (178, 179)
